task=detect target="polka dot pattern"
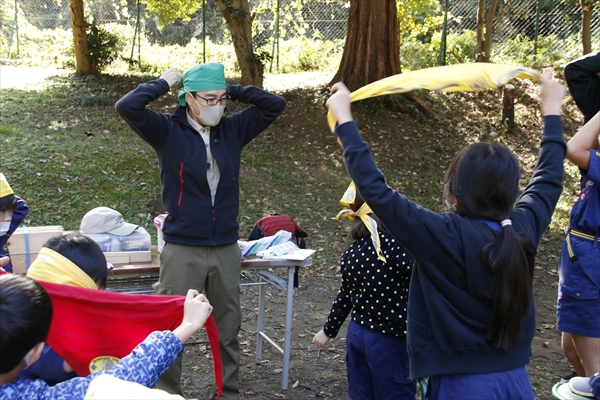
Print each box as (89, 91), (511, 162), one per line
(323, 232), (414, 338)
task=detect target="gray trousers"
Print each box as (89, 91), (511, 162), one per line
(154, 241), (242, 400)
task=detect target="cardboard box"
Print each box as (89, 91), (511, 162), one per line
(104, 250), (152, 265)
(63, 230), (152, 266)
(8, 226), (64, 274)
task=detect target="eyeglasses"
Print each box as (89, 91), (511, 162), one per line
(194, 94), (231, 106)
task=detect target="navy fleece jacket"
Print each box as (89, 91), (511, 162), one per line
(116, 79), (286, 246)
(336, 116), (565, 379)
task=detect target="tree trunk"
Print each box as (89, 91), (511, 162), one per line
(69, 0), (93, 74)
(475, 0), (499, 62)
(502, 84), (516, 131)
(330, 0), (400, 91)
(581, 0), (593, 55)
(216, 0), (263, 88)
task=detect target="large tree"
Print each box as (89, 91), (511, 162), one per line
(142, 0), (263, 87)
(215, 0), (263, 87)
(580, 0), (594, 55)
(70, 0), (93, 74)
(330, 0), (400, 91)
(475, 0), (500, 62)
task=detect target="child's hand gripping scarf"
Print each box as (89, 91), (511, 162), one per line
(27, 247), (97, 289)
(334, 181), (386, 263)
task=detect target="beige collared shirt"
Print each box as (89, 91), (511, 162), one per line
(187, 111), (220, 206)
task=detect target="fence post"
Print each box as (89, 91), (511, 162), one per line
(129, 0), (141, 67)
(533, 0), (540, 62)
(202, 0), (206, 64)
(137, 0), (141, 66)
(269, 0), (280, 73)
(7, 0), (20, 59)
(438, 0), (449, 66)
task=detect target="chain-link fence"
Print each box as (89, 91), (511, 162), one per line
(1, 0), (598, 71)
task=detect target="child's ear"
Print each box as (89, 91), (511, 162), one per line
(29, 342), (45, 364)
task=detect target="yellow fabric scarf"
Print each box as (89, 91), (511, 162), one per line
(27, 248), (97, 289)
(334, 181), (386, 263)
(327, 62), (540, 133)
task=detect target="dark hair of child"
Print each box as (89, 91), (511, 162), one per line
(0, 194), (17, 213)
(43, 233), (108, 289)
(0, 274), (53, 374)
(444, 142), (537, 350)
(348, 189), (387, 240)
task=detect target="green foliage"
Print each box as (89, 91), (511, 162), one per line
(397, 0), (443, 44)
(401, 30), (477, 71)
(85, 18), (123, 72)
(141, 0), (203, 27)
(492, 33), (582, 69)
(270, 37), (343, 73)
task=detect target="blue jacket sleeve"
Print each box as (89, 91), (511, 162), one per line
(564, 51), (600, 122)
(336, 121), (452, 264)
(115, 79), (174, 150)
(512, 115), (566, 246)
(7, 197), (28, 237)
(225, 84), (286, 146)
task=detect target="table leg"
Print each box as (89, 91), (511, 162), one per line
(282, 266), (295, 390)
(256, 272), (266, 364)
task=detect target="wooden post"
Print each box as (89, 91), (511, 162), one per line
(502, 84), (516, 131)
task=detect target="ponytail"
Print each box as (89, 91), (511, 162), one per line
(482, 222), (536, 351)
(446, 142), (538, 350)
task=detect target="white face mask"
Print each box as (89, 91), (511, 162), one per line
(0, 222), (10, 236)
(190, 96), (225, 127)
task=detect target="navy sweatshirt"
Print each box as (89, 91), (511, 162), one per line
(116, 79), (286, 246)
(336, 116), (565, 379)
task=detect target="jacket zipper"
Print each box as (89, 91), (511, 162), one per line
(178, 162), (184, 207)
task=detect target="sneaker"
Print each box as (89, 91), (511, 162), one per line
(562, 372), (579, 383)
(569, 376), (595, 398)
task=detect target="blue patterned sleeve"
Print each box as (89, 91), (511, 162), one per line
(11, 331), (184, 399)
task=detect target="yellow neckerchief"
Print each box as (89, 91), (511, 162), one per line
(334, 181), (386, 263)
(327, 63), (540, 134)
(27, 247), (97, 289)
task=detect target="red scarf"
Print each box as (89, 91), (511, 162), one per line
(38, 280), (222, 398)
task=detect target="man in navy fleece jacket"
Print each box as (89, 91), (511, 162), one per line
(116, 63), (286, 399)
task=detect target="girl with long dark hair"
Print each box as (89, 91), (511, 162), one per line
(325, 74), (566, 399)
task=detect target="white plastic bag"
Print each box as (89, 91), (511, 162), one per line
(238, 230), (292, 257)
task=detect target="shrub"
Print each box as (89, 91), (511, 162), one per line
(85, 18), (122, 72)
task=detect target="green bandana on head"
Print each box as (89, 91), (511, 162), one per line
(178, 63), (227, 107)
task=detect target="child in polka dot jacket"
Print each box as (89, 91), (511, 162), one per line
(313, 182), (416, 400)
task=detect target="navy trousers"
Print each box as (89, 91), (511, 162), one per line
(346, 320), (416, 400)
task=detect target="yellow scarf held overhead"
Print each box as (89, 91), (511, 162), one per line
(327, 62), (541, 133)
(27, 247), (98, 289)
(334, 181), (386, 263)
